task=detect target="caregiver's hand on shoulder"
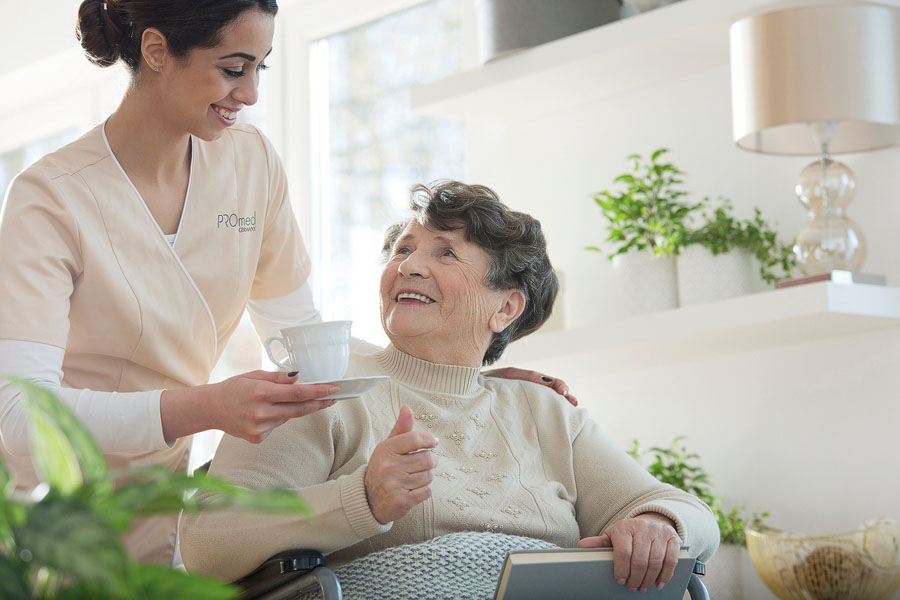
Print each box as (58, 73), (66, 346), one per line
(482, 366), (578, 406)
(577, 513), (683, 593)
(365, 405), (438, 524)
(161, 370), (339, 445)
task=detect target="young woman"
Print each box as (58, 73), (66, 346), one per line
(0, 0), (574, 565)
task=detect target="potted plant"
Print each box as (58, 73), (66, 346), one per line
(590, 148), (702, 316)
(590, 148), (796, 313)
(628, 436), (768, 600)
(678, 198), (797, 306)
(0, 379), (311, 599)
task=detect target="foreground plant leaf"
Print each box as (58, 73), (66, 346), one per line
(54, 564), (239, 600)
(12, 497), (129, 595)
(12, 378), (108, 494)
(0, 554), (30, 600)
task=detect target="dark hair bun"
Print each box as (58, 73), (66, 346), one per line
(76, 0), (128, 67)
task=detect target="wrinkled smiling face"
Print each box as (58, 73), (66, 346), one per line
(379, 221), (507, 359)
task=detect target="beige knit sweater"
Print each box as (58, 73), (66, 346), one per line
(179, 346), (719, 582)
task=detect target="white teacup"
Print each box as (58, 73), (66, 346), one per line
(264, 320), (352, 382)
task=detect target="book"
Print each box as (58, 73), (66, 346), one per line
(493, 547), (696, 600)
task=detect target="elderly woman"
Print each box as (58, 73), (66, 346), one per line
(179, 181), (719, 594)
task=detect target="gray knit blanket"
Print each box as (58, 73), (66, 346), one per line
(300, 532), (559, 600)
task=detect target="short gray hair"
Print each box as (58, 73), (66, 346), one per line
(382, 181), (558, 365)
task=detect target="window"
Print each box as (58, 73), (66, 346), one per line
(0, 129), (79, 210)
(309, 0), (465, 346)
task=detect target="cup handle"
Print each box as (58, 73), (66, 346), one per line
(264, 337), (293, 372)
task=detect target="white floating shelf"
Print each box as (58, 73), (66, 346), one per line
(498, 282), (900, 371)
(411, 0), (900, 122)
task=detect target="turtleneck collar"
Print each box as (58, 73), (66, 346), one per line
(374, 345), (482, 397)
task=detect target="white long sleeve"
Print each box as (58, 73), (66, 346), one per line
(1, 284), (381, 458)
(0, 339), (168, 456)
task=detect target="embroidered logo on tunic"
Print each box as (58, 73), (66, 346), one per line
(217, 211), (257, 233)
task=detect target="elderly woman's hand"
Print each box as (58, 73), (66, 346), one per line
(482, 367), (577, 406)
(577, 513), (683, 593)
(365, 405), (439, 524)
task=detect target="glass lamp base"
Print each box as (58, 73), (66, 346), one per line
(793, 157), (866, 276)
(793, 215), (866, 275)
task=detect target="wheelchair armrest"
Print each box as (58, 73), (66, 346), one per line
(234, 548), (326, 599)
(687, 560), (710, 600)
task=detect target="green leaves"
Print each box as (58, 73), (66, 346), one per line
(94, 467), (312, 533)
(589, 149), (796, 285)
(0, 554), (31, 599)
(1, 378), (313, 599)
(13, 378), (107, 495)
(629, 436), (768, 546)
(124, 564), (240, 600)
(684, 199), (797, 286)
(53, 565), (240, 600)
(13, 498), (130, 596)
(590, 149), (701, 259)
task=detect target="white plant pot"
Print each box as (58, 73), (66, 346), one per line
(475, 0), (620, 64)
(676, 246), (762, 307)
(611, 252), (678, 317)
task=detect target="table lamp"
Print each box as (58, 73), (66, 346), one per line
(729, 3), (900, 277)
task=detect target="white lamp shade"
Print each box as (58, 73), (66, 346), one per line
(730, 3), (900, 155)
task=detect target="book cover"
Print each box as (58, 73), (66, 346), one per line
(493, 547), (696, 600)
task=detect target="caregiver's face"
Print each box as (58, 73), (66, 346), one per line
(164, 9), (274, 141)
(380, 221), (505, 355)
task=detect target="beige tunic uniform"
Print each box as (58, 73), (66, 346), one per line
(0, 122), (310, 564)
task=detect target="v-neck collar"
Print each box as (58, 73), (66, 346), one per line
(100, 121), (193, 245)
(100, 122), (217, 357)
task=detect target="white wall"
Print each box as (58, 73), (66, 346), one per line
(469, 63), (900, 537)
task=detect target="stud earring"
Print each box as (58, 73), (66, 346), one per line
(153, 65), (160, 72)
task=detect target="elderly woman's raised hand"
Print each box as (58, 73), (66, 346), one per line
(577, 513), (683, 593)
(365, 405), (439, 524)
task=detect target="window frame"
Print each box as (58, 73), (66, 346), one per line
(273, 0), (475, 255)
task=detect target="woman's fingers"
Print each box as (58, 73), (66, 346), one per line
(655, 535), (682, 589)
(385, 427), (440, 455)
(241, 369), (299, 383)
(638, 538), (667, 592)
(601, 515), (683, 591)
(269, 382), (340, 402)
(268, 398), (338, 421)
(365, 409), (439, 524)
(481, 367), (577, 406)
(404, 468), (434, 489)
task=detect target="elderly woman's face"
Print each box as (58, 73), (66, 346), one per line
(380, 221), (511, 361)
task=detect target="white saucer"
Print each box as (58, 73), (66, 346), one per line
(298, 375), (390, 400)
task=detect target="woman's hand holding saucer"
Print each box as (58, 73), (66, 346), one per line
(208, 370), (339, 444)
(365, 405), (439, 524)
(577, 513), (682, 593)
